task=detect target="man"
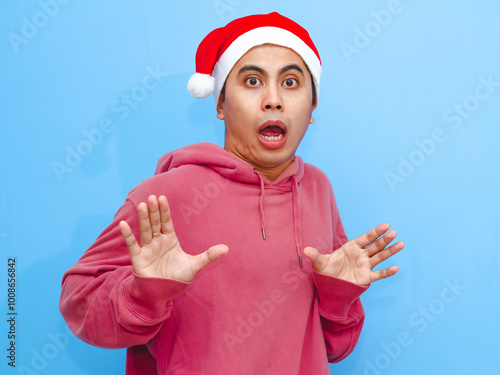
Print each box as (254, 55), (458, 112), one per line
(60, 12), (404, 374)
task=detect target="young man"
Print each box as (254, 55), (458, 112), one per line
(60, 12), (404, 374)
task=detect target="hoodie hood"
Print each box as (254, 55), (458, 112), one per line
(154, 142), (304, 186)
(154, 142), (306, 266)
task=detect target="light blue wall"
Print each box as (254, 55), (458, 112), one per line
(1, 1), (498, 374)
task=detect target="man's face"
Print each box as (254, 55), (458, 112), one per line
(217, 44), (317, 181)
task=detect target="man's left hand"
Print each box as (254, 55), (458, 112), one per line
(303, 223), (404, 286)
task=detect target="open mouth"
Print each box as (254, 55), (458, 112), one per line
(259, 126), (285, 141)
(257, 121), (287, 149)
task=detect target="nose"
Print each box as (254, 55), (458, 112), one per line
(262, 83), (283, 111)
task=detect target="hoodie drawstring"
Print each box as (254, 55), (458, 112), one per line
(254, 169), (303, 267)
(291, 175), (303, 268)
(254, 169), (267, 240)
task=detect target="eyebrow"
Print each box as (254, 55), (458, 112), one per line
(237, 64), (305, 77)
(238, 65), (265, 76)
(279, 64), (304, 77)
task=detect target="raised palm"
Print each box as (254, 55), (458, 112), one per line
(304, 223), (404, 285)
(119, 195), (228, 282)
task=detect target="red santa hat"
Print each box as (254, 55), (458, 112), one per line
(187, 12), (322, 104)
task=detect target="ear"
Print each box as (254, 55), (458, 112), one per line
(309, 98), (318, 125)
(216, 94), (224, 120)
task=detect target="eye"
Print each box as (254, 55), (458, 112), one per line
(283, 78), (298, 88)
(245, 77), (262, 86)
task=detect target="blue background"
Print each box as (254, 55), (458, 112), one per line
(1, 0), (499, 374)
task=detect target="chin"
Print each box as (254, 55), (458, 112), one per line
(260, 149), (294, 165)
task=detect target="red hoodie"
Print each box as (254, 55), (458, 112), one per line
(59, 142), (367, 374)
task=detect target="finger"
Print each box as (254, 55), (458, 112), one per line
(303, 246), (326, 273)
(119, 220), (141, 258)
(147, 195), (162, 237)
(365, 230), (397, 257)
(158, 195), (175, 234)
(370, 265), (400, 283)
(353, 223), (391, 249)
(191, 244), (229, 275)
(369, 241), (405, 268)
(137, 202), (153, 246)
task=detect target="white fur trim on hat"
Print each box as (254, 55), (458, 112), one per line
(187, 73), (216, 98)
(212, 26), (322, 105)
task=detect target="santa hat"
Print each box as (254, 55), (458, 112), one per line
(187, 12), (322, 104)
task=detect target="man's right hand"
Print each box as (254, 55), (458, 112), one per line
(119, 195), (229, 282)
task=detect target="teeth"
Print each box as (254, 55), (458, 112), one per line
(260, 134), (283, 141)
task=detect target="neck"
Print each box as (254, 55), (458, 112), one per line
(253, 161), (293, 182)
(223, 148), (294, 182)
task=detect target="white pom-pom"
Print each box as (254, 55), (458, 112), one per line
(187, 73), (215, 98)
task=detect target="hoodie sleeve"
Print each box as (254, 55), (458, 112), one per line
(59, 198), (191, 349)
(312, 187), (367, 363)
(313, 271), (367, 362)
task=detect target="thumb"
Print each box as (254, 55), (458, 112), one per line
(191, 244), (229, 275)
(303, 246), (325, 272)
